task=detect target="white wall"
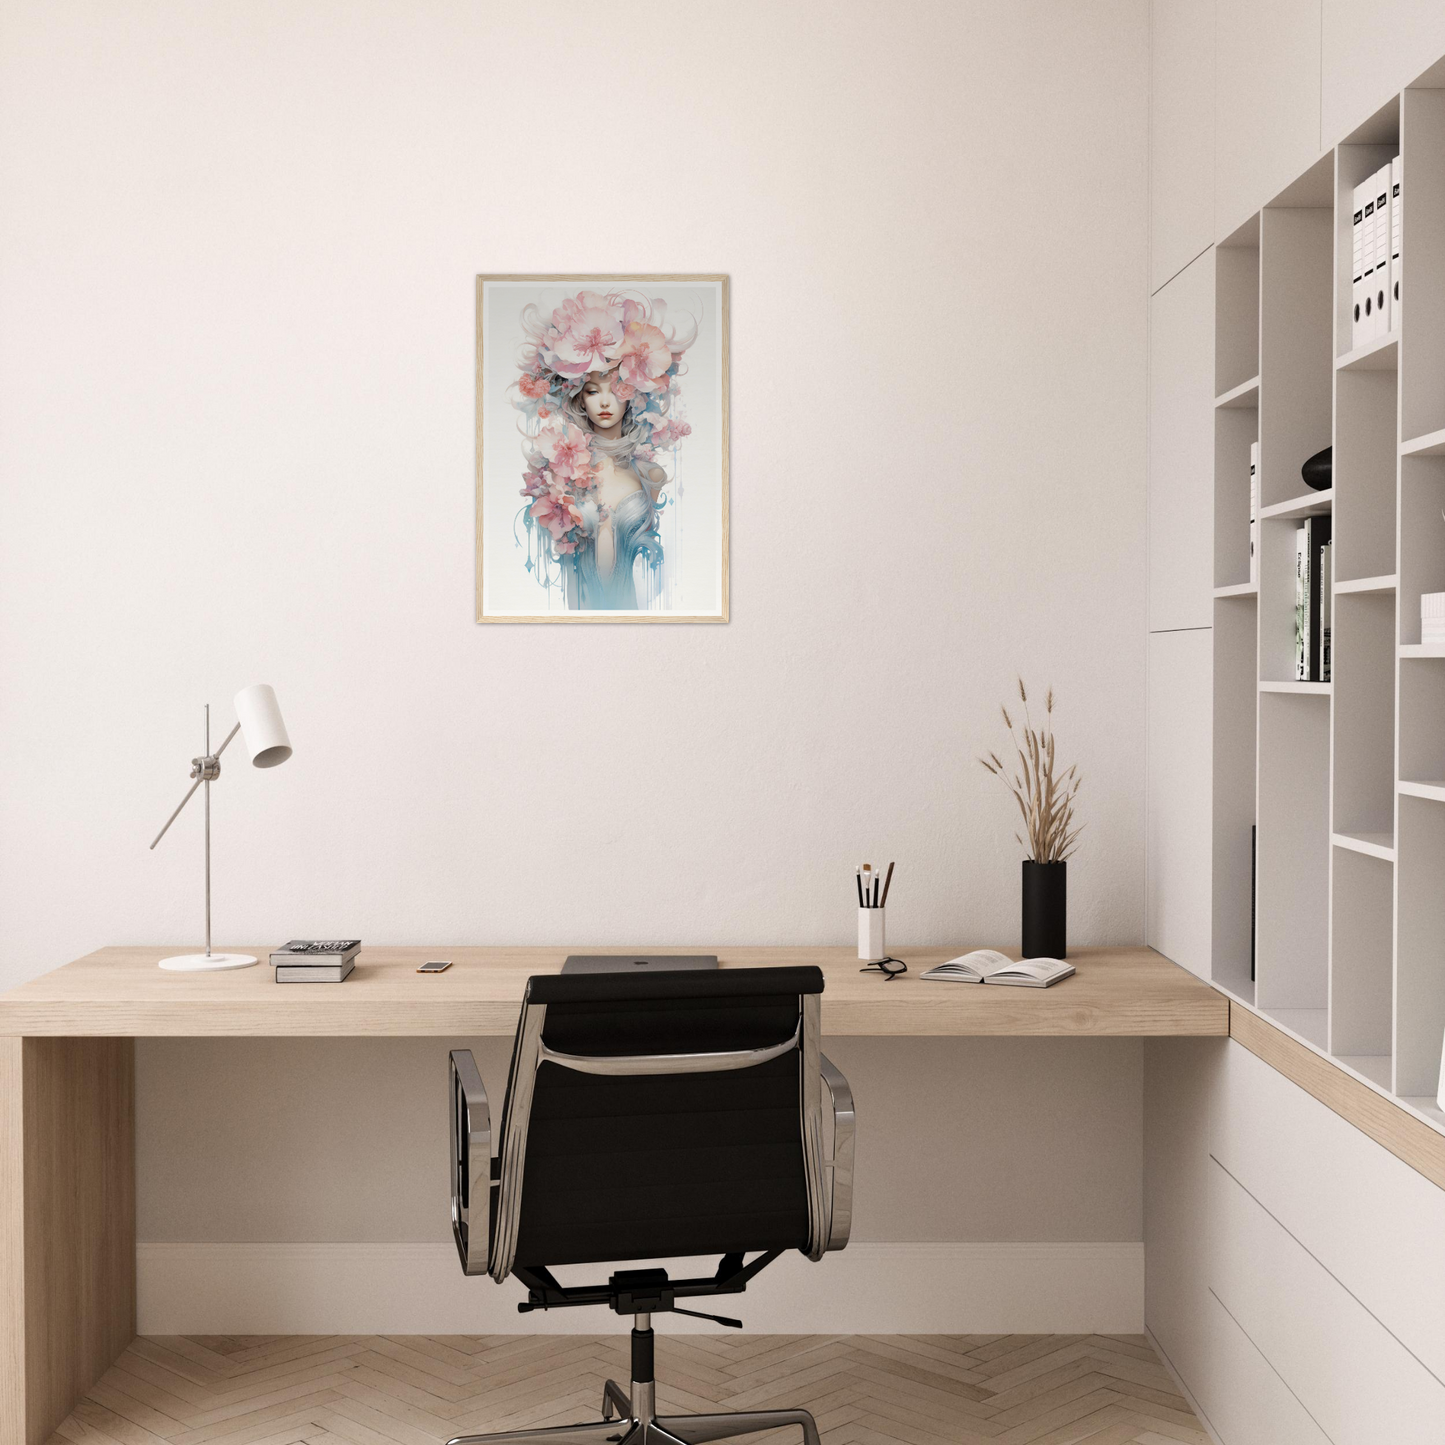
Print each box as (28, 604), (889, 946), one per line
(0, 0), (1152, 1324)
(0, 1), (1150, 984)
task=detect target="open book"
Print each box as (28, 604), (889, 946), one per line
(920, 950), (1075, 988)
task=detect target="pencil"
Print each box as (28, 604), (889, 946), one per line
(880, 860), (895, 907)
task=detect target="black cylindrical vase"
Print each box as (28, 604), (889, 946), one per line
(1022, 860), (1067, 958)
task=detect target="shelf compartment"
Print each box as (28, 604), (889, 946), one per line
(1402, 643), (1445, 657)
(1212, 593), (1259, 1003)
(1216, 221), (1260, 398)
(1215, 375), (1260, 409)
(1265, 1007), (1329, 1051)
(1259, 203), (1332, 510)
(1334, 368), (1398, 581)
(1336, 574), (1397, 594)
(1400, 643), (1445, 783)
(1397, 795), (1445, 1097)
(1260, 680), (1331, 695)
(1330, 848), (1393, 1063)
(1401, 87), (1445, 444)
(1333, 830), (1396, 861)
(1260, 489), (1333, 521)
(1214, 405), (1259, 590)
(1336, 335), (1398, 371)
(1336, 1054), (1393, 1090)
(1332, 591), (1396, 839)
(1401, 427), (1445, 457)
(1255, 692), (1331, 1016)
(1397, 455), (1445, 644)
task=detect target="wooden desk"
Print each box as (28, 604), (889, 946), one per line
(0, 944), (1223, 1445)
(0, 943), (1225, 1038)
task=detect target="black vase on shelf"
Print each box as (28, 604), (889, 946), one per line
(1301, 445), (1332, 491)
(1022, 860), (1067, 959)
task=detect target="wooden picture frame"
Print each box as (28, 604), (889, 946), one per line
(475, 274), (729, 623)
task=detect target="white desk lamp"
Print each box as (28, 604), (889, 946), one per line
(149, 684), (292, 972)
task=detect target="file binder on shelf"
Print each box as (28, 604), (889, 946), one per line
(1373, 164), (1391, 341)
(1352, 179), (1368, 349)
(1391, 154), (1402, 332)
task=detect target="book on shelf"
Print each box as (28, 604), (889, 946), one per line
(1250, 824), (1256, 984)
(1249, 441), (1259, 585)
(1295, 526), (1308, 679)
(920, 950), (1074, 988)
(1293, 518), (1332, 681)
(1320, 538), (1332, 682)
(276, 958), (355, 984)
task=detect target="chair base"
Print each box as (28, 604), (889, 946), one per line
(446, 1380), (821, 1445)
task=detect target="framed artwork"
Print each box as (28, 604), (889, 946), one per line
(475, 274), (729, 623)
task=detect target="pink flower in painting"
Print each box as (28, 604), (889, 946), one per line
(518, 372), (550, 400)
(615, 321), (672, 392)
(650, 418), (692, 448)
(543, 291), (624, 377)
(613, 378), (636, 403)
(529, 490), (582, 543)
(536, 421), (594, 484)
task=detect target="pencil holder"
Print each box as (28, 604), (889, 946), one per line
(858, 907), (886, 962)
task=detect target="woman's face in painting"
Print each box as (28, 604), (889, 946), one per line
(580, 372), (625, 431)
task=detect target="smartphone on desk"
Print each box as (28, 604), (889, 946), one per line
(417, 959), (452, 973)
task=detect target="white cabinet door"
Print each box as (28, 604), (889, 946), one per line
(1149, 251), (1215, 632)
(1214, 1039), (1445, 1384)
(1147, 629), (1213, 978)
(1150, 0), (1215, 292)
(1211, 1155), (1445, 1444)
(1198, 1290), (1332, 1445)
(1215, 0), (1323, 237)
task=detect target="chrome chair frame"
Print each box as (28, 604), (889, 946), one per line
(446, 985), (854, 1445)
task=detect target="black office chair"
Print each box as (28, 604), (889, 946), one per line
(446, 965), (855, 1445)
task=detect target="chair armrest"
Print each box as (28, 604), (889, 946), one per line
(819, 1052), (854, 1251)
(449, 1049), (492, 1276)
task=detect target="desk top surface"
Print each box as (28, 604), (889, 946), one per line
(0, 944), (1227, 1037)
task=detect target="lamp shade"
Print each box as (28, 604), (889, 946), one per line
(233, 684), (292, 768)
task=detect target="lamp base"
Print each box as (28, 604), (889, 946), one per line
(158, 952), (258, 972)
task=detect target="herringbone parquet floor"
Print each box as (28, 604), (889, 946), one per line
(49, 1334), (1210, 1445)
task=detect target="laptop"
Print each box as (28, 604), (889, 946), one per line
(561, 954), (719, 974)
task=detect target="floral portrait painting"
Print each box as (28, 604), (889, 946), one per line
(476, 275), (728, 622)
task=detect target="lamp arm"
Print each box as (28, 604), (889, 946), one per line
(149, 777), (203, 850)
(148, 722), (241, 850)
(213, 721), (242, 759)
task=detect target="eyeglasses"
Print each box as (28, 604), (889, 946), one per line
(859, 956), (908, 981)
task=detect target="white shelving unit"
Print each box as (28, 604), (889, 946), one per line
(1212, 78), (1445, 1133)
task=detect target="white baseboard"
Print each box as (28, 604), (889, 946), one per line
(137, 1241), (1143, 1335)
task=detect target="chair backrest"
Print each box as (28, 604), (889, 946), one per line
(488, 966), (828, 1281)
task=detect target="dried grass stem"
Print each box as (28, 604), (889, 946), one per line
(979, 678), (1083, 862)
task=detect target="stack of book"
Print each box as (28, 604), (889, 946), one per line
(1352, 157), (1401, 348)
(1294, 518), (1332, 682)
(270, 939), (361, 982)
